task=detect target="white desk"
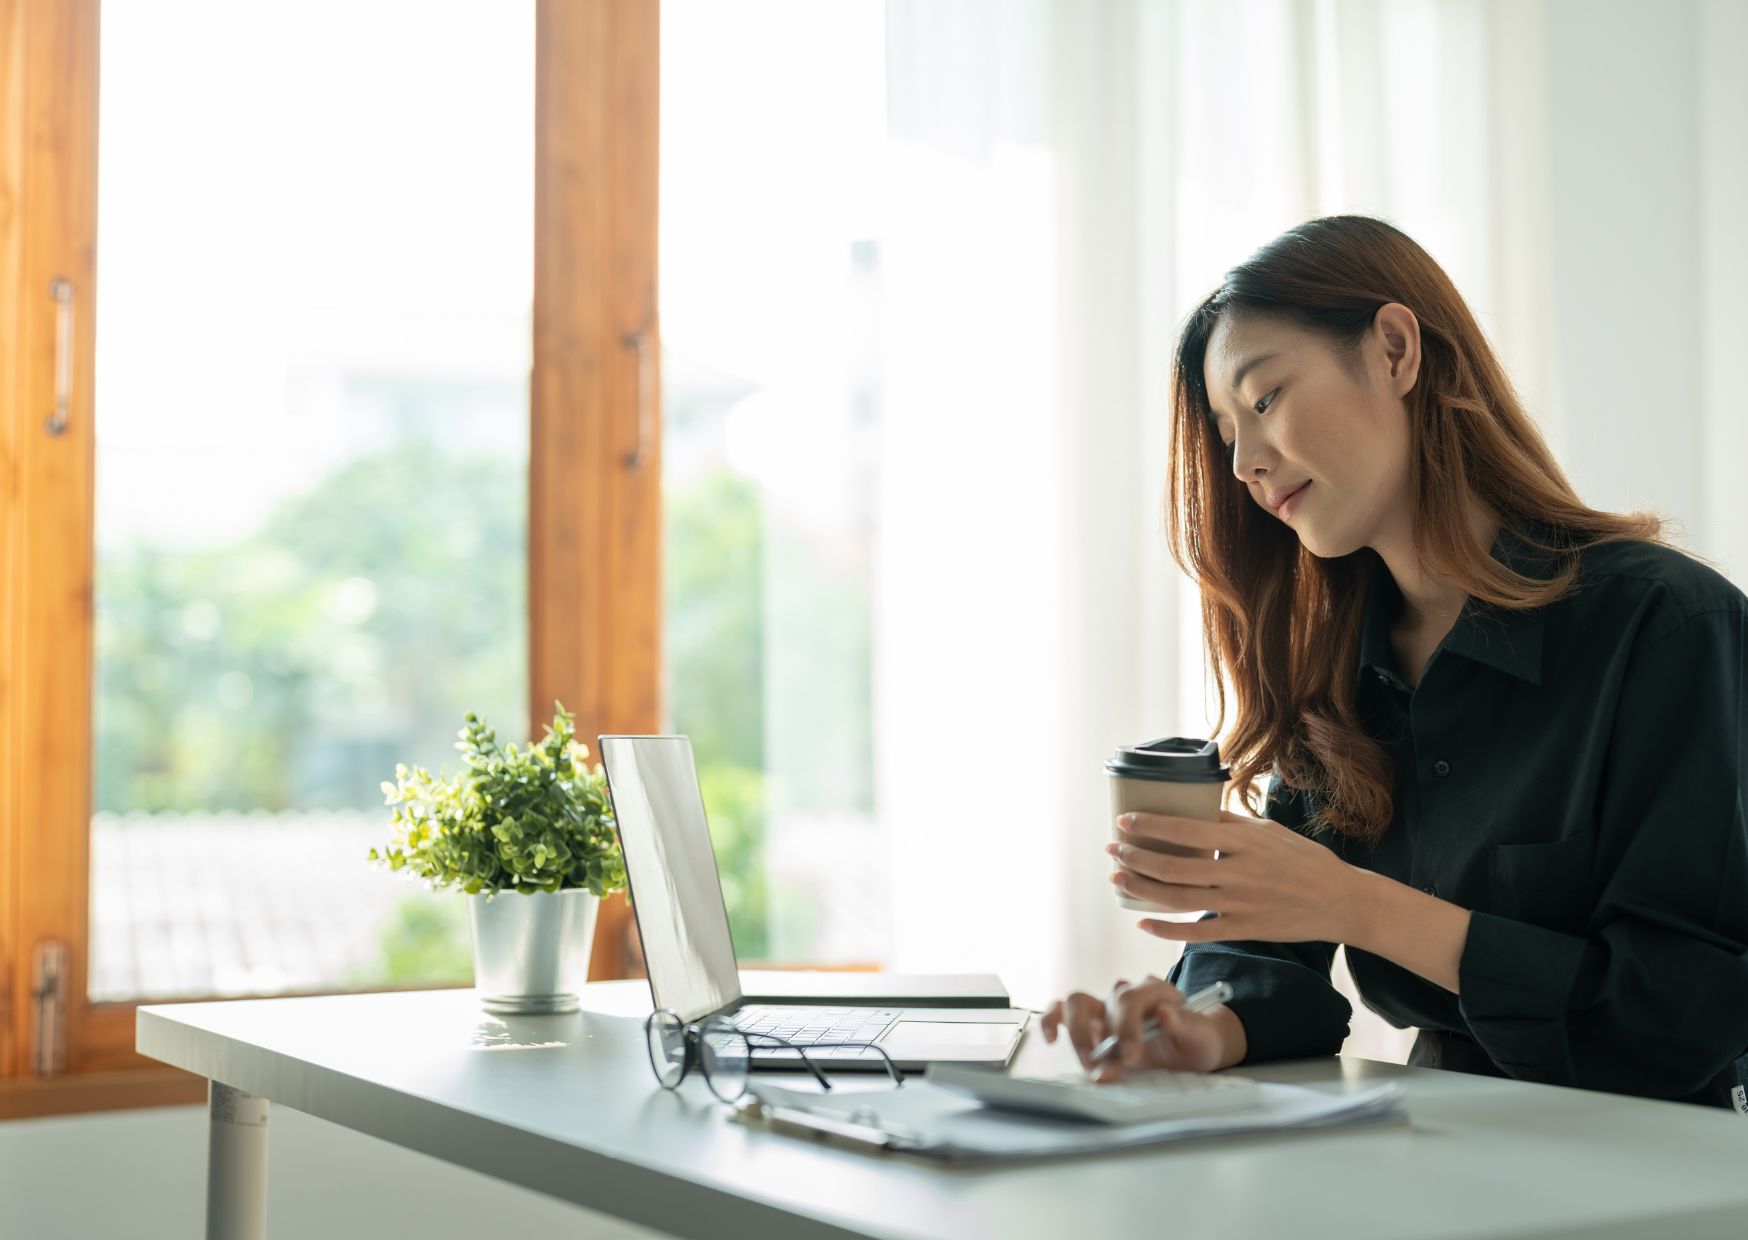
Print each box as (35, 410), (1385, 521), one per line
(138, 982), (1748, 1240)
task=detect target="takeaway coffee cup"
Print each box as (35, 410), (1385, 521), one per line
(1106, 737), (1230, 920)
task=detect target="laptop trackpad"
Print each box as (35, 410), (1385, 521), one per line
(878, 1020), (1019, 1061)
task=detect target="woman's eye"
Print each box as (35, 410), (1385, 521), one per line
(1253, 388), (1278, 415)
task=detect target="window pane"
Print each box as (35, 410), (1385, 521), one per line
(89, 0), (533, 1001)
(660, 1), (887, 965)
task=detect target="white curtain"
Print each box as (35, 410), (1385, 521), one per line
(874, 0), (1748, 1063)
(873, 0), (1746, 1060)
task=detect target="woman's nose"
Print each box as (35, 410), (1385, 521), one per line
(1231, 438), (1272, 480)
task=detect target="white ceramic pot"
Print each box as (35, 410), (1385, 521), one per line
(466, 888), (599, 1014)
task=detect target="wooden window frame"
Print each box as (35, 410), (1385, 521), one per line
(0, 0), (658, 1119)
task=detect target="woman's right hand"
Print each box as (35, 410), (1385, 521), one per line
(1040, 974), (1233, 1080)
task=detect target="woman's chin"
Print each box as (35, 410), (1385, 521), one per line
(1293, 525), (1354, 560)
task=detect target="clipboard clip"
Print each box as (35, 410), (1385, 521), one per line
(731, 1096), (924, 1152)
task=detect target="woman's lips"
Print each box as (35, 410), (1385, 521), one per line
(1277, 481), (1311, 519)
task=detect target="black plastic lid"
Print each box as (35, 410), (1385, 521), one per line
(1104, 737), (1230, 783)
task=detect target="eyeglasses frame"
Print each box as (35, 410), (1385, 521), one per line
(643, 1008), (904, 1103)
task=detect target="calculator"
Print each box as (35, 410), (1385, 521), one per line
(925, 1062), (1265, 1125)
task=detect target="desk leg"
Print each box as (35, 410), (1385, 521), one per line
(206, 1081), (270, 1240)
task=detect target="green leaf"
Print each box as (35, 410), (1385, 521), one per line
(366, 705), (626, 898)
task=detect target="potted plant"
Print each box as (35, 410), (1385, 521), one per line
(368, 703), (627, 1014)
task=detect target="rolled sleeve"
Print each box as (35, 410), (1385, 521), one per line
(1458, 608), (1748, 1100)
(1166, 776), (1352, 1064)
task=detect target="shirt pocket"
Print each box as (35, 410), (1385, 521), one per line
(1486, 828), (1596, 933)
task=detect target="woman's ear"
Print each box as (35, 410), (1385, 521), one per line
(1371, 302), (1422, 398)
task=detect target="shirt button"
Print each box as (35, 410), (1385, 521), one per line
(1420, 883), (1438, 897)
(1433, 759), (1451, 777)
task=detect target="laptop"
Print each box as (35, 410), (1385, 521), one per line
(597, 734), (1030, 1073)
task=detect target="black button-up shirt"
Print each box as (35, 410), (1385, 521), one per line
(1168, 524), (1748, 1110)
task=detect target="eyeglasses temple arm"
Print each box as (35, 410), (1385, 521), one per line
(785, 1040), (904, 1086)
(746, 1032), (833, 1089)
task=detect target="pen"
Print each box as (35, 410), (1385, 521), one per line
(1087, 980), (1233, 1066)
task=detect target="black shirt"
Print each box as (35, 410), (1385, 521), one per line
(1167, 523), (1748, 1110)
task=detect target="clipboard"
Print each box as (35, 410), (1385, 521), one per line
(732, 1077), (1408, 1163)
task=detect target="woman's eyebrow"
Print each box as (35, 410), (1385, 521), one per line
(1228, 351), (1280, 395)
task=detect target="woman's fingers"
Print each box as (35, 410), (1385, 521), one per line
(1041, 999), (1064, 1042)
(1041, 995), (1108, 1052)
(1147, 995), (1227, 1073)
(1048, 977), (1228, 1077)
(1112, 866), (1210, 911)
(1053, 991), (1109, 1068)
(1151, 998), (1182, 1048)
(1110, 844), (1220, 889)
(1112, 975), (1183, 1066)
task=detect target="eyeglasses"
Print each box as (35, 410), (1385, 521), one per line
(643, 1008), (903, 1103)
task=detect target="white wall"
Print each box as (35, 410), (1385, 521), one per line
(1545, 0), (1704, 545)
(0, 1102), (661, 1240)
(1699, 0), (1748, 581)
(1540, 0), (1748, 580)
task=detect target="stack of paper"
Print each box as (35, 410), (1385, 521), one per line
(740, 1077), (1407, 1162)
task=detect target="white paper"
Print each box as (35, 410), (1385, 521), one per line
(744, 1078), (1408, 1162)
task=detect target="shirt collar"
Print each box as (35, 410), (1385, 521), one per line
(1357, 523), (1556, 689)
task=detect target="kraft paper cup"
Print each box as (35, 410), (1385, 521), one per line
(1106, 737), (1229, 921)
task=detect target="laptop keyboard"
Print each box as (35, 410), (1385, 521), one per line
(734, 1005), (900, 1053)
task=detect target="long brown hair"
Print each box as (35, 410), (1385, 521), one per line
(1167, 214), (1673, 844)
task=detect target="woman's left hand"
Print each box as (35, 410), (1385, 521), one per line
(1108, 809), (1367, 944)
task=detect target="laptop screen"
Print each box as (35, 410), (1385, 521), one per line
(597, 736), (742, 1022)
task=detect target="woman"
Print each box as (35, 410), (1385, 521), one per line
(1042, 214), (1748, 1110)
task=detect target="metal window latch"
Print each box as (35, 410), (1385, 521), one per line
(46, 278), (74, 436)
(32, 941), (70, 1077)
(622, 325), (656, 470)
